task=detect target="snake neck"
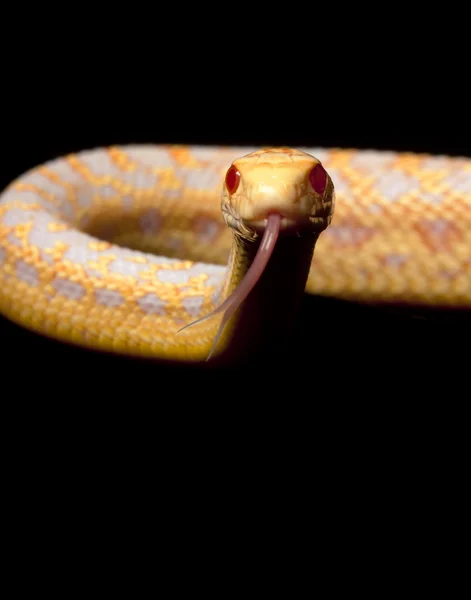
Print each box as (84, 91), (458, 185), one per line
(216, 228), (320, 364)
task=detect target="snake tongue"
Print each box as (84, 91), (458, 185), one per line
(177, 213), (281, 360)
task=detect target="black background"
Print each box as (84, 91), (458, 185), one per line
(0, 12), (469, 563)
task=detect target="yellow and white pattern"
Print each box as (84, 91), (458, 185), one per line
(0, 144), (470, 361)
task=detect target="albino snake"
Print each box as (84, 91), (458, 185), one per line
(0, 144), (470, 364)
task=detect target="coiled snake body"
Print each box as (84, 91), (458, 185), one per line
(0, 145), (470, 362)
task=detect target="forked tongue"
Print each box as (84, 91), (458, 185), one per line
(178, 213), (281, 361)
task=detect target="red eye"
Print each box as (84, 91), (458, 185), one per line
(225, 165), (240, 194)
(309, 163), (327, 194)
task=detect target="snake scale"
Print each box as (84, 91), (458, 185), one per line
(0, 144), (470, 363)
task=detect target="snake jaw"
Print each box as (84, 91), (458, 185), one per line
(222, 192), (330, 240)
(221, 200), (259, 242)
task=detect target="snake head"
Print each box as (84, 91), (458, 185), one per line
(221, 147), (335, 240)
(179, 147), (336, 361)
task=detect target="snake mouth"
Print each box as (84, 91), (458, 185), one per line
(224, 208), (309, 241)
(245, 215), (310, 234)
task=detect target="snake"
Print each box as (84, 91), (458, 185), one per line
(0, 144), (470, 364)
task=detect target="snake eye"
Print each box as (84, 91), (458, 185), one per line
(225, 165), (241, 194)
(309, 163), (327, 195)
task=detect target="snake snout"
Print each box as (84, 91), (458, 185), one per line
(243, 183), (306, 222)
(241, 189), (313, 233)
